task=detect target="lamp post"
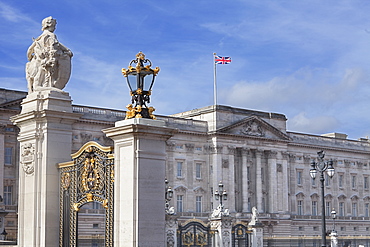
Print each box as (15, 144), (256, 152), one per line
(310, 151), (335, 247)
(214, 181), (228, 209)
(122, 51), (160, 119)
(331, 208), (336, 232)
(165, 178), (174, 214)
(330, 208), (338, 247)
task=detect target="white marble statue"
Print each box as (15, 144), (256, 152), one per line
(249, 207), (259, 225)
(26, 16), (73, 93)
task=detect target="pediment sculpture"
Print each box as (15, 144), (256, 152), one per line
(26, 16), (73, 93)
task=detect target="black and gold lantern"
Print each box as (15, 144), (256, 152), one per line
(122, 52), (160, 119)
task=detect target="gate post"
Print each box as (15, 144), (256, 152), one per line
(11, 90), (80, 247)
(210, 217), (233, 247)
(103, 118), (175, 246)
(165, 215), (178, 247)
(248, 207), (264, 247)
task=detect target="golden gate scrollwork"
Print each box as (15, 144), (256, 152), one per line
(59, 141), (114, 247)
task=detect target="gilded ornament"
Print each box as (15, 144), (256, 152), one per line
(136, 51), (145, 60)
(103, 199), (108, 209)
(153, 66), (160, 76)
(86, 193), (93, 202)
(61, 172), (71, 190)
(121, 68), (128, 77)
(73, 203), (80, 212)
(81, 157), (101, 192)
(148, 106), (156, 120)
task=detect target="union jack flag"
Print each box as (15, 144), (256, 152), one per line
(215, 55), (232, 64)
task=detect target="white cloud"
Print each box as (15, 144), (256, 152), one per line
(219, 66), (370, 137)
(288, 112), (339, 135)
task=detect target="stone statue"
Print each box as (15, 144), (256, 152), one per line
(26, 16), (73, 93)
(249, 206), (259, 225)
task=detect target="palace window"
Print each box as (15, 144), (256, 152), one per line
(4, 186), (12, 205)
(195, 196), (202, 213)
(177, 161), (183, 177)
(297, 200), (303, 215)
(365, 203), (369, 217)
(325, 201), (331, 216)
(339, 202), (345, 216)
(338, 174), (344, 188)
(4, 147), (13, 165)
(364, 177), (369, 189)
(177, 195), (183, 212)
(297, 171), (302, 185)
(352, 175), (357, 189)
(312, 201), (317, 216)
(352, 202), (358, 216)
(195, 163), (202, 179)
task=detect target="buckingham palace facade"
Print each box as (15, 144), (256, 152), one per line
(0, 88), (369, 246)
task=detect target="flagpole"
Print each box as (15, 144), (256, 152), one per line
(213, 52), (217, 106)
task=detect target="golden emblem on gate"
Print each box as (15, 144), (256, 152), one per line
(81, 156), (101, 192)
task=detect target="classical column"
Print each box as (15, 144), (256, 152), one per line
(227, 146), (236, 212)
(11, 90), (80, 247)
(267, 151), (278, 213)
(280, 152), (290, 213)
(0, 126), (5, 206)
(241, 148), (249, 212)
(103, 118), (175, 246)
(255, 150), (263, 212)
(211, 142), (223, 210)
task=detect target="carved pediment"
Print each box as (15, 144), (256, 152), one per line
(217, 116), (291, 140)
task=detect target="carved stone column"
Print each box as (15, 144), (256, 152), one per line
(255, 150), (263, 212)
(210, 216), (233, 247)
(267, 150), (278, 213)
(241, 148), (250, 212)
(165, 215), (178, 247)
(11, 90), (80, 247)
(211, 143), (223, 210)
(249, 224), (264, 247)
(227, 146), (236, 212)
(280, 152), (290, 213)
(103, 118), (175, 246)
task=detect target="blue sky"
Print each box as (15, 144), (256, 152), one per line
(1, 1), (370, 140)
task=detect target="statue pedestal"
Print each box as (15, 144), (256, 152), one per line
(210, 216), (233, 247)
(11, 90), (80, 247)
(103, 118), (175, 246)
(248, 222), (264, 247)
(330, 231), (338, 247)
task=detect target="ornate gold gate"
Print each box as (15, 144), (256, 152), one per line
(58, 141), (114, 247)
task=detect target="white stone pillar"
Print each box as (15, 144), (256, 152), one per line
(227, 146), (235, 212)
(165, 215), (178, 247)
(255, 150), (263, 212)
(279, 152), (290, 213)
(250, 226), (263, 247)
(210, 217), (233, 247)
(267, 151), (277, 213)
(0, 127), (5, 205)
(330, 231), (338, 247)
(103, 118), (174, 247)
(11, 90), (79, 247)
(241, 148), (249, 212)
